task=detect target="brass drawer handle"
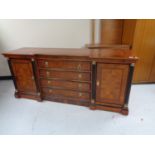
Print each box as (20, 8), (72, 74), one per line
(77, 64), (81, 70)
(46, 71), (50, 76)
(49, 89), (52, 93)
(48, 80), (51, 84)
(96, 81), (100, 86)
(78, 74), (82, 79)
(45, 61), (48, 67)
(79, 92), (82, 97)
(78, 83), (82, 89)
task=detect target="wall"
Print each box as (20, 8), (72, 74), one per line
(0, 19), (91, 76)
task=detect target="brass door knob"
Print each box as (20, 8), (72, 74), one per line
(96, 81), (100, 86)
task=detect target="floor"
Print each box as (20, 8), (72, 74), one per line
(0, 80), (155, 135)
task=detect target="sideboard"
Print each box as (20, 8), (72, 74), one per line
(3, 48), (138, 115)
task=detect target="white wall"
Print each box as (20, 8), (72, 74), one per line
(0, 19), (91, 76)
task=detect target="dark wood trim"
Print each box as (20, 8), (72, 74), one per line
(125, 63), (135, 106)
(31, 59), (41, 96)
(0, 76), (13, 80)
(90, 61), (97, 107)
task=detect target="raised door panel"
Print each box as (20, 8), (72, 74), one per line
(96, 63), (129, 105)
(11, 59), (37, 93)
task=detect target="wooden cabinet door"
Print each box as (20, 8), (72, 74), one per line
(11, 59), (37, 93)
(96, 63), (129, 105)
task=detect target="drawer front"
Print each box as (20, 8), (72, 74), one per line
(39, 70), (91, 81)
(42, 88), (90, 100)
(11, 59), (37, 93)
(38, 60), (91, 71)
(40, 79), (91, 92)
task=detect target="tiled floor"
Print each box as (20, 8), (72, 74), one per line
(0, 80), (155, 134)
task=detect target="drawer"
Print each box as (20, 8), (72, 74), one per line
(42, 88), (90, 100)
(38, 60), (91, 71)
(39, 70), (91, 81)
(40, 79), (91, 92)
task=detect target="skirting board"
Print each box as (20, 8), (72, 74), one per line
(0, 76), (13, 80)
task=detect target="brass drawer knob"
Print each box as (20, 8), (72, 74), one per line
(45, 61), (48, 67)
(78, 83), (82, 89)
(77, 64), (81, 70)
(48, 80), (51, 84)
(49, 89), (52, 93)
(46, 71), (50, 76)
(78, 74), (82, 79)
(79, 92), (82, 97)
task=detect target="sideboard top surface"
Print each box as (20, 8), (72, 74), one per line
(2, 47), (138, 62)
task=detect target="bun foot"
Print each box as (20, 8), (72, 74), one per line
(89, 105), (96, 110)
(120, 107), (129, 116)
(37, 98), (42, 102)
(15, 91), (20, 98)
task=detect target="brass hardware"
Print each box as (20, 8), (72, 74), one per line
(48, 81), (51, 84)
(32, 76), (35, 80)
(91, 99), (95, 104)
(78, 83), (82, 89)
(31, 58), (35, 62)
(79, 92), (82, 97)
(49, 89), (52, 93)
(46, 71), (50, 76)
(77, 64), (81, 70)
(123, 104), (128, 108)
(129, 56), (134, 59)
(96, 81), (100, 86)
(78, 74), (82, 78)
(15, 89), (18, 93)
(92, 61), (96, 65)
(45, 61), (48, 66)
(37, 92), (41, 96)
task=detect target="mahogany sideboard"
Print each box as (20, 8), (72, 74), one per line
(3, 48), (138, 115)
